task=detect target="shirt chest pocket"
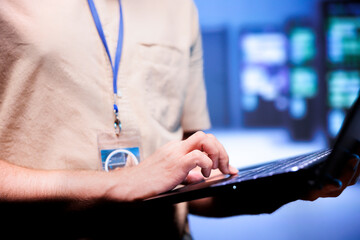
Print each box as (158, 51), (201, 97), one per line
(135, 43), (189, 132)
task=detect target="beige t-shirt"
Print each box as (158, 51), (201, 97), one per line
(0, 0), (210, 238)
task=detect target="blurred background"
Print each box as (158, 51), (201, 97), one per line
(188, 0), (360, 239)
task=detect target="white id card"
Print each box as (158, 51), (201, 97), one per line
(97, 130), (142, 171)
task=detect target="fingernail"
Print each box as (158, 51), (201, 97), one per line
(326, 174), (343, 189)
(230, 165), (239, 175)
(203, 168), (211, 178)
(333, 178), (343, 189)
(352, 153), (360, 160)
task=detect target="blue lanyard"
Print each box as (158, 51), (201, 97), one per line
(87, 0), (124, 134)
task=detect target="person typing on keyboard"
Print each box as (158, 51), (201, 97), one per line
(0, 0), (359, 239)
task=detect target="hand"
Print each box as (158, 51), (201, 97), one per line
(109, 131), (238, 201)
(302, 157), (360, 201)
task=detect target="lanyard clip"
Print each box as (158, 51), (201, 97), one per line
(114, 104), (122, 135)
(114, 117), (122, 135)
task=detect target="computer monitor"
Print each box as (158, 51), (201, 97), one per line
(322, 1), (360, 141)
(239, 29), (288, 127)
(326, 2), (360, 67)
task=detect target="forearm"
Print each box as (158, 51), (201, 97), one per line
(0, 131), (235, 205)
(0, 159), (125, 203)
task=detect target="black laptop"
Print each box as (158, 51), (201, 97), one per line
(145, 94), (360, 205)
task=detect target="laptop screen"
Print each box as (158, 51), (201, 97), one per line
(323, 93), (360, 179)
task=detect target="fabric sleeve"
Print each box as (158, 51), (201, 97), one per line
(181, 2), (211, 132)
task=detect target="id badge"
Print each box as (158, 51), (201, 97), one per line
(97, 130), (142, 171)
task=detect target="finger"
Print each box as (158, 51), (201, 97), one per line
(321, 184), (343, 197)
(349, 157), (360, 186)
(302, 183), (342, 201)
(229, 165), (239, 175)
(201, 135), (221, 171)
(184, 132), (221, 172)
(305, 190), (342, 201)
(302, 191), (319, 202)
(206, 133), (230, 173)
(350, 172), (360, 186)
(337, 158), (359, 189)
(183, 169), (205, 185)
(180, 149), (213, 177)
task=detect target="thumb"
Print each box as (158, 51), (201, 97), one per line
(182, 170), (205, 185)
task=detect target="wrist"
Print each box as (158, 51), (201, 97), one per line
(101, 164), (162, 202)
(101, 167), (147, 202)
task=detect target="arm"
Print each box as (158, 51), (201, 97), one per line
(0, 131), (236, 205)
(0, 158), (126, 203)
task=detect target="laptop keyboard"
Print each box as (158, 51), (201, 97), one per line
(213, 149), (332, 187)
